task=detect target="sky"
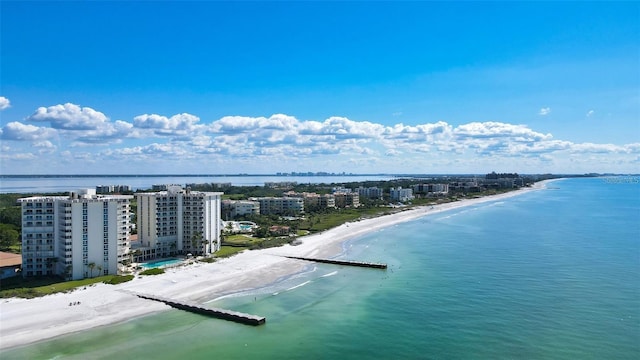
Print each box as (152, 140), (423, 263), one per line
(1, 1), (639, 175)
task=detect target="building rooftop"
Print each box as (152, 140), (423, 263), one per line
(0, 251), (22, 267)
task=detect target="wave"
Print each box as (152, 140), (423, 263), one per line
(286, 280), (312, 291)
(320, 270), (339, 278)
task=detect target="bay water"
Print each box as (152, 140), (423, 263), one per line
(4, 177), (639, 359)
(0, 175), (393, 194)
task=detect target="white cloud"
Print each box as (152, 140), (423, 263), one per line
(22, 103), (138, 144)
(27, 103), (109, 130)
(133, 113), (202, 137)
(0, 96), (10, 110)
(1, 122), (58, 141)
(570, 142), (627, 154)
(586, 110), (595, 117)
(1, 152), (37, 160)
(454, 122), (552, 141)
(539, 107), (551, 116)
(211, 114), (298, 134)
(4, 107), (640, 173)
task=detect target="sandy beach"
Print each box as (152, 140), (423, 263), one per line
(0, 180), (556, 350)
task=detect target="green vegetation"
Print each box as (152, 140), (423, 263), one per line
(139, 268), (165, 275)
(103, 275), (135, 285)
(198, 257), (216, 263)
(215, 246), (246, 258)
(0, 275), (133, 299)
(222, 234), (259, 246)
(0, 194), (22, 252)
(0, 223), (20, 252)
(249, 236), (292, 250)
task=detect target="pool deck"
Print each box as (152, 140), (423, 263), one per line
(138, 258), (185, 269)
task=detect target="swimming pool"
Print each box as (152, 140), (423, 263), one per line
(139, 258), (183, 269)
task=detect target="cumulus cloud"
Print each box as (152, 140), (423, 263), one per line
(0, 96), (10, 110)
(23, 103), (137, 144)
(384, 121), (452, 142)
(570, 142), (627, 154)
(211, 114), (298, 134)
(5, 106), (640, 173)
(1, 122), (57, 141)
(27, 103), (109, 130)
(454, 122), (552, 141)
(539, 107), (551, 116)
(102, 142), (195, 161)
(133, 113), (202, 137)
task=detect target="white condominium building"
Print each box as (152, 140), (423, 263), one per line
(356, 186), (384, 200)
(255, 197), (304, 216)
(221, 200), (260, 220)
(19, 189), (132, 280)
(136, 186), (222, 259)
(413, 183), (449, 196)
(333, 192), (360, 208)
(389, 187), (415, 202)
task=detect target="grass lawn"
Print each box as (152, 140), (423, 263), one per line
(222, 234), (258, 246)
(304, 207), (396, 232)
(0, 275), (133, 299)
(215, 246), (247, 258)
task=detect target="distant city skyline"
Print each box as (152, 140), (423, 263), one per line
(1, 2), (638, 174)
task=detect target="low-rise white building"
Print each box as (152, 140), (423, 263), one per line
(222, 200), (260, 220)
(283, 191), (336, 211)
(333, 192), (360, 208)
(413, 183), (449, 196)
(255, 197), (304, 216)
(389, 187), (414, 202)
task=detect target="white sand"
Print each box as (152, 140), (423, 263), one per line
(0, 180), (558, 350)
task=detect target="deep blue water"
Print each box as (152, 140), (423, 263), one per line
(4, 178), (639, 359)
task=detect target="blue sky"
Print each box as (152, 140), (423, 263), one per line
(1, 1), (638, 175)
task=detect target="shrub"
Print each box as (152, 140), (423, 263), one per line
(140, 268), (164, 275)
(103, 275), (134, 285)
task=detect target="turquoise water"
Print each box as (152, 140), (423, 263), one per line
(139, 258), (183, 269)
(4, 178), (639, 359)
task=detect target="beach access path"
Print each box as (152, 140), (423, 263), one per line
(0, 180), (558, 350)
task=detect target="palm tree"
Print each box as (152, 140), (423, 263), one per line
(87, 262), (96, 278)
(192, 232), (203, 255)
(170, 241), (177, 256)
(46, 257), (59, 274)
(132, 249), (142, 262)
(97, 264), (103, 276)
(65, 265), (73, 280)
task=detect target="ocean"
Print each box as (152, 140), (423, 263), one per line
(3, 177), (639, 359)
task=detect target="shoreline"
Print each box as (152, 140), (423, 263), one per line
(0, 179), (560, 350)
